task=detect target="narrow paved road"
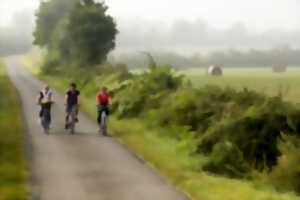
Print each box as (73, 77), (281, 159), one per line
(5, 57), (189, 200)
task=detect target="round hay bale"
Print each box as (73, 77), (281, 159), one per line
(207, 65), (223, 76)
(272, 63), (287, 73)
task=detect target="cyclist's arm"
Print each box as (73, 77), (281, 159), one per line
(36, 92), (43, 104)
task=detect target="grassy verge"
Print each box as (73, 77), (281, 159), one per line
(22, 55), (300, 200)
(0, 59), (28, 200)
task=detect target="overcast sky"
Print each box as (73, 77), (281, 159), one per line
(0, 0), (300, 32)
(0, 0), (299, 51)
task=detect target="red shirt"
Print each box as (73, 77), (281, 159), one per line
(97, 92), (110, 105)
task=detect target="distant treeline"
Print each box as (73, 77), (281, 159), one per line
(0, 10), (33, 57)
(109, 47), (300, 68)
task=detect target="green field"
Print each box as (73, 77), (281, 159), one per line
(0, 59), (28, 200)
(179, 67), (300, 105)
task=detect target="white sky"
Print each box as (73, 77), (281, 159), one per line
(0, 0), (299, 32)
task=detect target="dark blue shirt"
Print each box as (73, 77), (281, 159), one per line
(66, 90), (80, 105)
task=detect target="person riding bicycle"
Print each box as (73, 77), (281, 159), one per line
(37, 85), (54, 124)
(65, 83), (80, 129)
(97, 86), (111, 130)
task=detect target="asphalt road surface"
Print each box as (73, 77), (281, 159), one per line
(5, 56), (189, 200)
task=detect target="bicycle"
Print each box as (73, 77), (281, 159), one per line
(98, 105), (109, 136)
(40, 101), (54, 134)
(66, 105), (78, 135)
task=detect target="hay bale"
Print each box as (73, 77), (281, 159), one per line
(272, 63), (287, 73)
(207, 65), (223, 76)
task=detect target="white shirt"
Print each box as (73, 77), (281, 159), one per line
(41, 89), (53, 99)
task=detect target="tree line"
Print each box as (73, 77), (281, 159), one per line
(110, 47), (300, 69)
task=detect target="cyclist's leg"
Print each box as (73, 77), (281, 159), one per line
(103, 107), (109, 135)
(106, 107), (110, 116)
(39, 106), (44, 118)
(49, 106), (52, 124)
(97, 107), (104, 125)
(75, 105), (79, 122)
(65, 105), (71, 128)
(104, 106), (109, 122)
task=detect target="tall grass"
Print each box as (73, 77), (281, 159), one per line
(22, 54), (300, 200)
(0, 59), (28, 200)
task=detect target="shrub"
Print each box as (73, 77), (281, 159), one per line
(198, 96), (295, 172)
(113, 64), (184, 118)
(271, 135), (300, 193)
(146, 84), (300, 174)
(150, 86), (239, 133)
(203, 141), (251, 178)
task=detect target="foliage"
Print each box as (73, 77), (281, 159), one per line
(33, 0), (75, 47)
(202, 141), (251, 178)
(144, 84), (300, 176)
(112, 63), (184, 118)
(68, 1), (118, 65)
(34, 0), (118, 72)
(271, 135), (300, 194)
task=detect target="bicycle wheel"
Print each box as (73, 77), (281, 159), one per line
(70, 107), (76, 134)
(101, 112), (107, 136)
(41, 111), (50, 134)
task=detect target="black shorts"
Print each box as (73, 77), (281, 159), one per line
(66, 105), (78, 114)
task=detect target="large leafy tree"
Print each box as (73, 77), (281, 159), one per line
(68, 0), (118, 65)
(34, 0), (118, 67)
(33, 0), (75, 47)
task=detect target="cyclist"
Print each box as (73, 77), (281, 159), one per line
(37, 85), (54, 124)
(65, 83), (80, 129)
(97, 86), (111, 131)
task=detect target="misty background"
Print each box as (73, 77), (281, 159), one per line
(0, 0), (299, 67)
(0, 8), (34, 56)
(116, 18), (300, 51)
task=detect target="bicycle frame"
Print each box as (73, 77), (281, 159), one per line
(41, 108), (51, 134)
(97, 105), (109, 136)
(68, 106), (77, 134)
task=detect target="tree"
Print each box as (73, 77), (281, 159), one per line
(33, 0), (118, 70)
(67, 0), (118, 65)
(33, 0), (75, 47)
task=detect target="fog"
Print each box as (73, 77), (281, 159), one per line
(0, 0), (300, 55)
(0, 8), (34, 56)
(116, 18), (300, 53)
